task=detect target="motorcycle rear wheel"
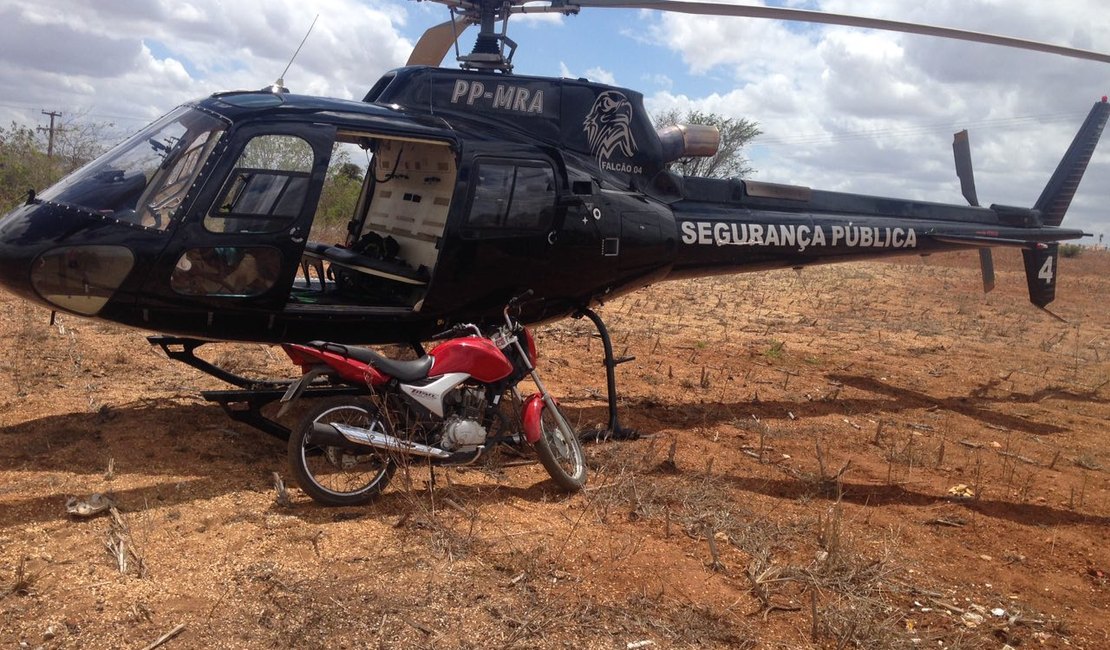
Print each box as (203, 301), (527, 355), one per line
(288, 398), (397, 506)
(534, 402), (587, 491)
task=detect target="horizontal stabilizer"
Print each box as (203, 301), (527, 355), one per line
(1034, 98), (1110, 226)
(930, 234), (1039, 248)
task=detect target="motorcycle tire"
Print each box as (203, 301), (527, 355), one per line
(288, 397), (397, 506)
(534, 402), (587, 491)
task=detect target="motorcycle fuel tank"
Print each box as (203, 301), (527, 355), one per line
(429, 336), (513, 383)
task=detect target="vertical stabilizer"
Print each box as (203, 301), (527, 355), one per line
(1034, 98), (1109, 226)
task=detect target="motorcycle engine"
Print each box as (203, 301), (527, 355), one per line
(440, 387), (488, 452)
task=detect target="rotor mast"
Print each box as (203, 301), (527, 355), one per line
(447, 0), (581, 72)
(457, 1), (516, 71)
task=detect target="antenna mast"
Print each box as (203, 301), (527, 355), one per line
(271, 14), (320, 93)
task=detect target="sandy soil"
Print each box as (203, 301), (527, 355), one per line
(1, 249), (1107, 649)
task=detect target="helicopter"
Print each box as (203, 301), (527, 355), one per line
(0, 0), (1106, 438)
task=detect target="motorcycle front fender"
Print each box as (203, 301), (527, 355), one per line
(521, 392), (546, 444)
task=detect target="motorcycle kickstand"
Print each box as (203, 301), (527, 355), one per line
(574, 306), (639, 442)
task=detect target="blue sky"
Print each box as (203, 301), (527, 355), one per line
(1, 0), (1107, 244)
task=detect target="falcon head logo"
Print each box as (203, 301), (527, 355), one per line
(583, 90), (638, 165)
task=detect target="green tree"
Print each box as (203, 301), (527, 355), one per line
(310, 148), (365, 242)
(238, 134), (315, 171)
(0, 114), (114, 210)
(52, 115), (114, 174)
(653, 109), (761, 179)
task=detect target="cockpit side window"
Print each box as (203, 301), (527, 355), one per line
(205, 134), (314, 234)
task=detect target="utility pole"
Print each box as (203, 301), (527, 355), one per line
(38, 110), (62, 159)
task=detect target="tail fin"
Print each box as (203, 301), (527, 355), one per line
(1034, 97), (1110, 226)
(1022, 243), (1058, 308)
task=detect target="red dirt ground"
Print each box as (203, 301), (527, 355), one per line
(1, 249), (1107, 649)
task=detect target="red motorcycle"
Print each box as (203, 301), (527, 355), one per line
(278, 293), (587, 506)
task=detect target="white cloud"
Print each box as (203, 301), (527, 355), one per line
(513, 13), (565, 26)
(559, 62), (617, 86)
(646, 73), (673, 90)
(584, 67), (618, 86)
(0, 0), (412, 128)
(640, 0), (1110, 238)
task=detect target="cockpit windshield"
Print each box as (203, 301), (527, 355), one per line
(38, 106), (227, 230)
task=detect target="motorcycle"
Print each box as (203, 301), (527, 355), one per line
(277, 292), (587, 506)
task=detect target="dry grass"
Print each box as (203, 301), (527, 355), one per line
(2, 252), (1108, 648)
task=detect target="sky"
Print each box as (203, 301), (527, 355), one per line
(1, 0), (1108, 242)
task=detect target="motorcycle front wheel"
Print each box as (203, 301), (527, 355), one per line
(288, 398), (397, 506)
(534, 402), (587, 491)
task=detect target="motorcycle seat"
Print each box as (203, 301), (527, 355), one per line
(308, 341), (433, 382)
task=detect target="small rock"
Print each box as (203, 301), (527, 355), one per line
(979, 554), (993, 561)
(961, 612), (984, 628)
(264, 514), (299, 530)
(947, 484), (975, 499)
(65, 494), (115, 518)
(991, 607), (1007, 617)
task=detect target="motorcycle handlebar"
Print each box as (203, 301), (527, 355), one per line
(505, 290), (534, 324)
(507, 289), (534, 309)
(430, 324), (466, 340)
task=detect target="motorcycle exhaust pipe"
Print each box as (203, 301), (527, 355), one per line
(313, 422), (452, 459)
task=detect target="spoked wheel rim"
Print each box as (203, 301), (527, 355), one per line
(540, 406), (586, 483)
(299, 403), (393, 498)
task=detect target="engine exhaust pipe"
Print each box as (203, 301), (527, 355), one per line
(657, 123), (721, 163)
(314, 422), (452, 459)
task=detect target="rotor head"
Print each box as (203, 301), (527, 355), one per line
(409, 0), (581, 73)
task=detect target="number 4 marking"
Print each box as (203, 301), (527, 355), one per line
(1038, 256), (1055, 284)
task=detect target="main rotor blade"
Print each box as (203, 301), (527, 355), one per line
(407, 18), (472, 67)
(571, 0), (1110, 64)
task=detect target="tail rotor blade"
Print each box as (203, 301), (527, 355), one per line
(951, 130), (994, 293)
(978, 248), (996, 293)
(952, 130), (979, 207)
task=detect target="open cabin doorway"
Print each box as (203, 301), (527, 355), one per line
(289, 131), (457, 312)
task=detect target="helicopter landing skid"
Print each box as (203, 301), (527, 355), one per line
(573, 308), (640, 441)
(148, 336), (363, 440)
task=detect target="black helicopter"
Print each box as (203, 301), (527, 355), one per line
(0, 0), (1106, 436)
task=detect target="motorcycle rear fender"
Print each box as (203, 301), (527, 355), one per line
(282, 343), (389, 385)
(522, 392), (548, 444)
